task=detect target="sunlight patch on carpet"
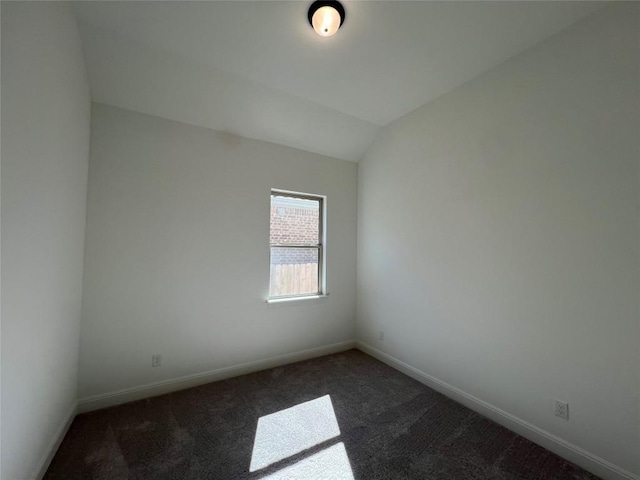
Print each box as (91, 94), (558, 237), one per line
(249, 395), (342, 472)
(258, 442), (353, 480)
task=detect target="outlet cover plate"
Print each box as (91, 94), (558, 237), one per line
(152, 354), (162, 367)
(554, 399), (569, 420)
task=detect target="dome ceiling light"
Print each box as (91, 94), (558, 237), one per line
(308, 1), (345, 37)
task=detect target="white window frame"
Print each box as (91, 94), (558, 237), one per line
(268, 189), (326, 302)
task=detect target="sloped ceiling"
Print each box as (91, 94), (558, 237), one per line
(74, 1), (605, 161)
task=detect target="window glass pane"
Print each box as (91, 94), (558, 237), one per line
(270, 195), (320, 245)
(270, 247), (319, 297)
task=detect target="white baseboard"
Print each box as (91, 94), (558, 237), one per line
(78, 340), (356, 413)
(34, 402), (77, 480)
(355, 341), (638, 480)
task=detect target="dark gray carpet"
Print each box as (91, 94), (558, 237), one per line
(45, 349), (599, 479)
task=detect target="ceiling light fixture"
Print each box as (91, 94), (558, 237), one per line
(308, 0), (345, 37)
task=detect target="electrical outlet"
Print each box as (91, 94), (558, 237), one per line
(152, 354), (162, 367)
(378, 330), (385, 341)
(554, 399), (569, 420)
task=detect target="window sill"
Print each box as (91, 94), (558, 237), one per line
(266, 294), (329, 306)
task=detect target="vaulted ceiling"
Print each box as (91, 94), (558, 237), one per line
(74, 1), (605, 161)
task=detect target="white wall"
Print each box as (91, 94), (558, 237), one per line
(357, 3), (639, 477)
(1, 3), (90, 479)
(74, 20), (380, 163)
(78, 104), (357, 400)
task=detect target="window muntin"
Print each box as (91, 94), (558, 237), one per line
(269, 191), (324, 299)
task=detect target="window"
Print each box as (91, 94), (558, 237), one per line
(269, 190), (324, 299)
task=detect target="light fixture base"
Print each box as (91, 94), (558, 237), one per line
(308, 0), (345, 37)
